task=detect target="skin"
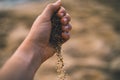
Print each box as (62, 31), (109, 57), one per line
(0, 0), (72, 80)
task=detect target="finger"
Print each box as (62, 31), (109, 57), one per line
(57, 7), (66, 18)
(61, 14), (71, 25)
(41, 0), (61, 19)
(65, 13), (71, 22)
(62, 32), (70, 41)
(62, 24), (72, 32)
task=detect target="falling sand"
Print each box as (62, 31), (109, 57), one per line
(50, 11), (67, 80)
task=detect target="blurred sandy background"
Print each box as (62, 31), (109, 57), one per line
(0, 0), (120, 80)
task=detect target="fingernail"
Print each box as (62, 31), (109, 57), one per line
(65, 25), (69, 29)
(60, 13), (64, 17)
(64, 18), (67, 22)
(63, 18), (68, 25)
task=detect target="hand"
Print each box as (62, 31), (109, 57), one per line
(26, 0), (72, 62)
(0, 1), (72, 80)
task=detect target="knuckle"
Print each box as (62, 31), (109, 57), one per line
(66, 13), (70, 17)
(66, 14), (71, 21)
(59, 7), (66, 13)
(61, 7), (66, 11)
(47, 3), (54, 8)
(69, 24), (72, 30)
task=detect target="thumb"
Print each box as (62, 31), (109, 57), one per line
(41, 0), (61, 19)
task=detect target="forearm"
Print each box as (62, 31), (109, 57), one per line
(0, 38), (45, 80)
(0, 0), (71, 80)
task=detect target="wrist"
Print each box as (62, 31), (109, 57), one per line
(19, 37), (55, 63)
(21, 38), (45, 60)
